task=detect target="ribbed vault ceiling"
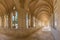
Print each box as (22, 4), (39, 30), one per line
(29, 0), (53, 17)
(0, 0), (54, 20)
(0, 0), (14, 15)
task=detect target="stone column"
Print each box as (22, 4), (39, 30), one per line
(4, 15), (7, 28)
(31, 14), (33, 27)
(8, 13), (12, 29)
(16, 10), (26, 29)
(28, 14), (31, 27)
(24, 0), (29, 28)
(1, 15), (4, 28)
(14, 0), (26, 29)
(0, 16), (2, 28)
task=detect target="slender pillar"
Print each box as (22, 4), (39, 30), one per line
(24, 0), (29, 28)
(31, 14), (33, 27)
(0, 16), (2, 28)
(33, 17), (36, 27)
(28, 14), (31, 27)
(4, 15), (7, 28)
(1, 15), (4, 28)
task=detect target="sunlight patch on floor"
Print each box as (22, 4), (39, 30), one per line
(42, 24), (51, 31)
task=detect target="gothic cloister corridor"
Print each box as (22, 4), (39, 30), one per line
(0, 0), (60, 40)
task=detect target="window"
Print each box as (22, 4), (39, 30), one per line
(12, 11), (18, 29)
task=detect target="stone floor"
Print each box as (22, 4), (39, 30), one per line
(25, 30), (54, 40)
(51, 28), (60, 40)
(0, 28), (54, 40)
